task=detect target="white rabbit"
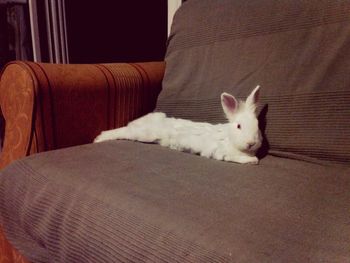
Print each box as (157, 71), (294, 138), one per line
(94, 86), (262, 164)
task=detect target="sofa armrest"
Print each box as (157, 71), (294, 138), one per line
(0, 61), (165, 169)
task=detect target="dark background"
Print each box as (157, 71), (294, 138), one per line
(65, 0), (168, 63)
(0, 0), (168, 67)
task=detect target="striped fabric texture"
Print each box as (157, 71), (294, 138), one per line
(156, 0), (350, 164)
(1, 141), (349, 262)
(0, 61), (164, 168)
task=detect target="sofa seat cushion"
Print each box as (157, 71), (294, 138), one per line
(0, 141), (349, 263)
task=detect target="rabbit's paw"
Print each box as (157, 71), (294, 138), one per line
(200, 153), (211, 159)
(212, 149), (225, 161)
(224, 155), (259, 165)
(94, 131), (114, 143)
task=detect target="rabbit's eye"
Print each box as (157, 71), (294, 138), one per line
(237, 124), (241, 129)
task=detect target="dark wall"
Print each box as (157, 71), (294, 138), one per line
(0, 3), (33, 68)
(0, 5), (9, 68)
(65, 1), (168, 64)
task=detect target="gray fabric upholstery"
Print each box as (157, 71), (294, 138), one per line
(0, 141), (349, 262)
(1, 2), (350, 263)
(156, 0), (350, 164)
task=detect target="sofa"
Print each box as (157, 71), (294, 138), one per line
(0, 1), (349, 262)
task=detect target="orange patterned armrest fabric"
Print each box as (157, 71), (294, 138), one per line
(0, 61), (165, 169)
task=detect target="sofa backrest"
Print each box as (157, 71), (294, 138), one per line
(156, 0), (350, 165)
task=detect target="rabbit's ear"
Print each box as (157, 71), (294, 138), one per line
(221, 92), (238, 119)
(246, 85), (260, 109)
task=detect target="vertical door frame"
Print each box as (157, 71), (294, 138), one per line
(29, 0), (69, 63)
(167, 0), (182, 36)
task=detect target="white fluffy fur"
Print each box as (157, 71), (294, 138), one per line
(94, 86), (262, 164)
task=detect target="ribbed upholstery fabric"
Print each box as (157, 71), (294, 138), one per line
(0, 226), (29, 263)
(157, 0), (350, 165)
(1, 1), (350, 262)
(0, 61), (165, 169)
(0, 141), (349, 263)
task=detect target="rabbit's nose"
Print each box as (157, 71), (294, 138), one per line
(247, 142), (256, 149)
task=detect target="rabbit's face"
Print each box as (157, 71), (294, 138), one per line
(227, 110), (262, 153)
(221, 86), (262, 154)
